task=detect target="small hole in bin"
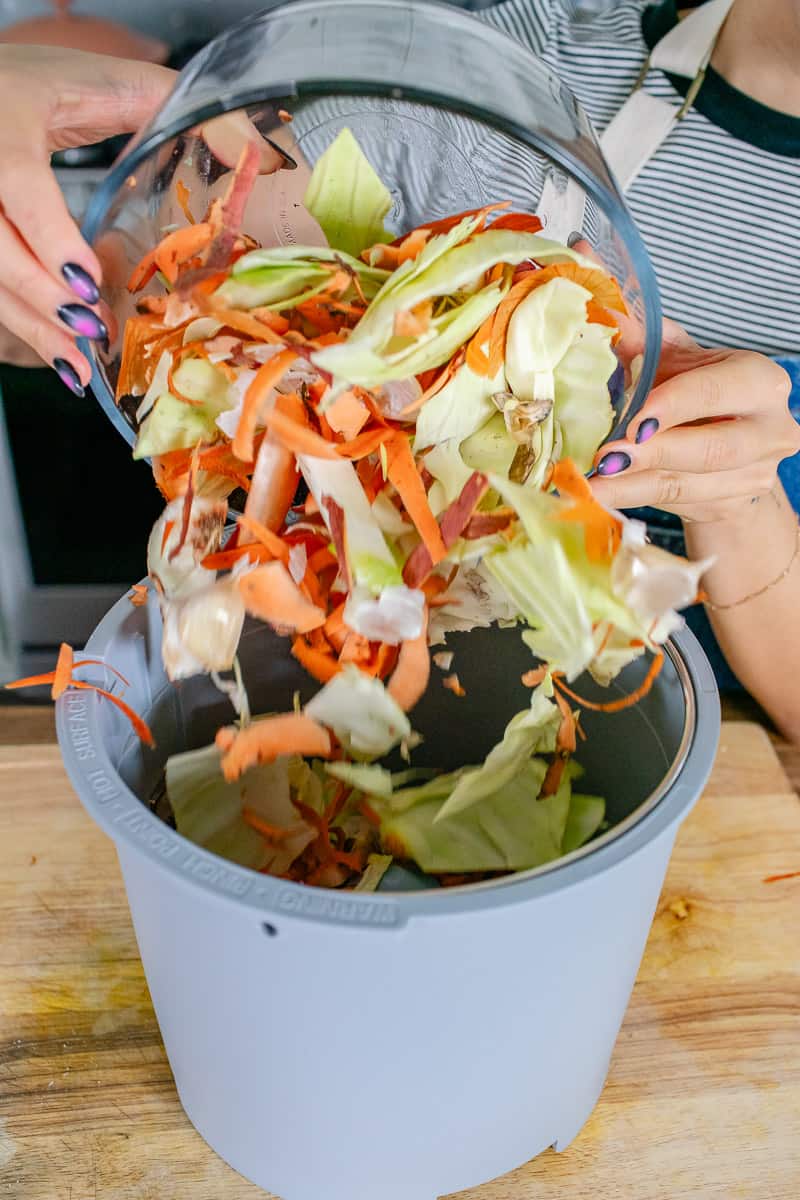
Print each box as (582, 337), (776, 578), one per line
(262, 922), (279, 938)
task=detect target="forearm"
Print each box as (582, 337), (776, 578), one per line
(683, 485), (800, 741)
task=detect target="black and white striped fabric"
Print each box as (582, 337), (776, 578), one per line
(287, 1), (798, 357)
(482, 0), (800, 358)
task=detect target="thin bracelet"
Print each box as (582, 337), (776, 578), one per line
(705, 521), (800, 612)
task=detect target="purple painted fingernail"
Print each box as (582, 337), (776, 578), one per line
(57, 303), (107, 341)
(61, 262), (100, 305)
(596, 451), (631, 476)
(53, 357), (85, 397)
(635, 417), (659, 444)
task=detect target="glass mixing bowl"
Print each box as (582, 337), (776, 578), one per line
(82, 0), (662, 458)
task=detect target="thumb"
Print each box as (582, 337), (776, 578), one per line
(47, 56), (177, 151)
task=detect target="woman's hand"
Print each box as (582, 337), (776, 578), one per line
(589, 320), (800, 523)
(0, 46), (175, 394)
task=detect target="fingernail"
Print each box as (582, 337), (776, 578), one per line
(57, 303), (107, 341)
(61, 263), (100, 305)
(635, 417), (659, 444)
(567, 231), (583, 248)
(53, 357), (85, 397)
(596, 450), (631, 476)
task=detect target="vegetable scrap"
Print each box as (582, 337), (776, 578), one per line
(10, 127), (714, 892)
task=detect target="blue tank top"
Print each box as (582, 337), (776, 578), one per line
(629, 358), (800, 692)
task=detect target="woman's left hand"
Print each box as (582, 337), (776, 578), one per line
(590, 320), (800, 523)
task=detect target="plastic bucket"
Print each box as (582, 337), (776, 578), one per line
(57, 590), (719, 1200)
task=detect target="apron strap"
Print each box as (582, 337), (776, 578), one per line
(599, 0), (736, 191)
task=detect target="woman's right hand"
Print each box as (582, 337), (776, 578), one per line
(0, 46), (175, 393)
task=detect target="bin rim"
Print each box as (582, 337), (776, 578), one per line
(56, 585), (720, 928)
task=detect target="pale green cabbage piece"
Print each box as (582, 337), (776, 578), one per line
(313, 282), (504, 389)
(504, 276), (591, 404)
(297, 456), (401, 592)
(324, 761), (394, 798)
(166, 743), (314, 873)
(414, 361), (504, 452)
(562, 793), (606, 854)
(484, 475), (648, 679)
(379, 760), (570, 874)
(435, 678), (562, 820)
(216, 264), (329, 309)
(552, 322), (616, 474)
(422, 439), (476, 513)
(303, 127), (393, 257)
(304, 665), (412, 758)
(313, 224), (585, 390)
(459, 412), (518, 478)
(134, 358), (234, 459)
(354, 854), (394, 892)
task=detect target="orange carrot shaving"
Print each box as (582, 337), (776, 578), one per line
(553, 688), (577, 754)
(206, 307), (285, 346)
(416, 201), (510, 238)
(175, 180), (196, 224)
(325, 390), (369, 441)
(261, 404), (340, 461)
(6, 651), (152, 746)
(233, 347), (297, 462)
(241, 808), (296, 842)
(51, 643), (74, 700)
(486, 263), (625, 377)
(586, 300), (619, 331)
(388, 608), (430, 712)
(152, 222), (214, 285)
(250, 307), (291, 335)
(486, 272), (546, 375)
(550, 458), (622, 563)
(160, 519), (176, 556)
(394, 300), (433, 339)
(541, 756), (566, 798)
(521, 666), (548, 688)
(373, 642), (399, 680)
(202, 544), (272, 570)
(421, 575), (448, 605)
(129, 584), (149, 607)
(309, 546), (338, 575)
(465, 312), (495, 377)
(385, 433), (447, 565)
(216, 712), (332, 781)
(291, 637), (342, 684)
(237, 561), (326, 633)
(442, 673), (466, 697)
(116, 314), (166, 397)
(236, 514), (290, 562)
(364, 227), (429, 269)
(490, 212), (544, 233)
(335, 426), (393, 460)
(68, 682), (155, 746)
(127, 249), (158, 293)
(323, 603), (348, 652)
(552, 653), (665, 713)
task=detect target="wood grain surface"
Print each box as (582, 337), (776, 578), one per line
(0, 723), (799, 1200)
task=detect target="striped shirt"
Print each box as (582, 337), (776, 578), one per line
(481, 0), (800, 358)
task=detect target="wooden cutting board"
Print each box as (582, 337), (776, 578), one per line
(1, 722), (799, 1200)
